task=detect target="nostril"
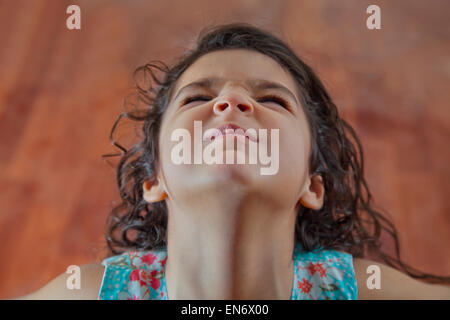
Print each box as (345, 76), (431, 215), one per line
(217, 103), (228, 112)
(214, 101), (253, 113)
(238, 104), (249, 112)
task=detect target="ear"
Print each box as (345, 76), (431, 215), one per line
(142, 178), (167, 203)
(297, 174), (324, 210)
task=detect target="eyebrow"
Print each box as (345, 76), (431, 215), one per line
(170, 77), (300, 106)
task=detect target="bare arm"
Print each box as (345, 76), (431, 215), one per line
(11, 263), (105, 300)
(353, 258), (450, 299)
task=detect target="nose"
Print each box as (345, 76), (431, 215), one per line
(213, 92), (254, 115)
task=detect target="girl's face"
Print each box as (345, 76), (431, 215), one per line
(155, 49), (313, 212)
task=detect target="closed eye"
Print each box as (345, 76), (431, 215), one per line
(181, 95), (212, 105)
(181, 94), (290, 109)
(256, 94), (289, 109)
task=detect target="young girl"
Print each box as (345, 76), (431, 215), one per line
(17, 23), (450, 300)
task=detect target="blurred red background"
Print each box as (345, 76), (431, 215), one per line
(0, 0), (449, 299)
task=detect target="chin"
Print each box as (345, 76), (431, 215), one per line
(178, 163), (262, 194)
(205, 162), (258, 183)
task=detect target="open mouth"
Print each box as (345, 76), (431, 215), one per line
(206, 123), (258, 142)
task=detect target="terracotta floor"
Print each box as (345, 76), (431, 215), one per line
(0, 0), (449, 298)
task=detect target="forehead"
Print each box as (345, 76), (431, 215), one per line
(170, 49), (300, 99)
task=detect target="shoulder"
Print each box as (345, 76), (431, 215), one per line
(13, 263), (105, 300)
(292, 247), (358, 299)
(353, 257), (450, 299)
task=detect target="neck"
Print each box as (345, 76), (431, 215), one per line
(164, 189), (297, 299)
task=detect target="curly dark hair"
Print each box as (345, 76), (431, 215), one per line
(101, 22), (449, 284)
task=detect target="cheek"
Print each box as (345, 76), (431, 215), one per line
(280, 129), (308, 168)
(157, 116), (204, 198)
(158, 135), (191, 201)
(276, 124), (310, 189)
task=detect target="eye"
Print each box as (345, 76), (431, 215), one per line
(257, 94), (289, 109)
(181, 95), (212, 105)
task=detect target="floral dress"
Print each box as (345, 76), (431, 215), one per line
(98, 242), (357, 300)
